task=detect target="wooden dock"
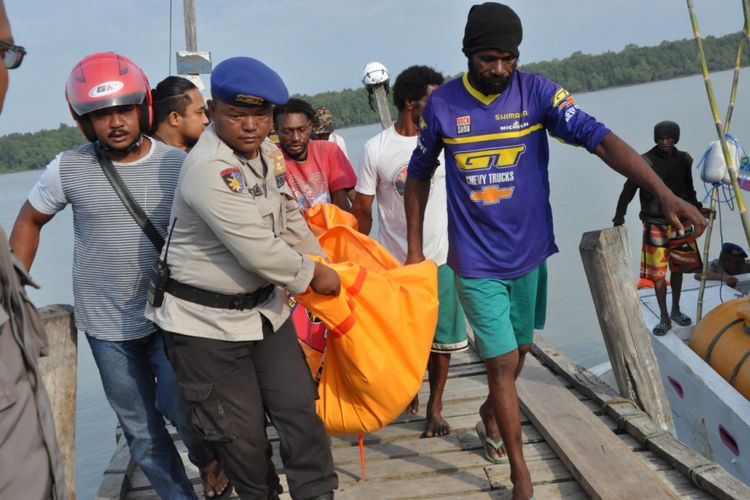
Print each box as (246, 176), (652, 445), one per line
(97, 335), (749, 499)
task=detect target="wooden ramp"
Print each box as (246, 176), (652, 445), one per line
(101, 339), (746, 499)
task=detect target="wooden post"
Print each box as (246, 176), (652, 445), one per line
(37, 304), (77, 500)
(372, 84), (392, 130)
(579, 226), (674, 431)
(183, 0), (197, 51)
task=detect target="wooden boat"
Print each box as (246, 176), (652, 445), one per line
(592, 279), (750, 486)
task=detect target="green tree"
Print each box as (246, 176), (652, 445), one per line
(3, 31), (748, 174)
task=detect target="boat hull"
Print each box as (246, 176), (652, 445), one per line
(639, 283), (750, 485)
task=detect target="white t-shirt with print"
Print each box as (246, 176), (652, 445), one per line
(356, 125), (448, 265)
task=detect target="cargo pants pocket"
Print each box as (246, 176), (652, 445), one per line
(178, 381), (233, 443)
(0, 309), (19, 412)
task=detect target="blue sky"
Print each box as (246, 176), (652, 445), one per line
(0, 0), (744, 134)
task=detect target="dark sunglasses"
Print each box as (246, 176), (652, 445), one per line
(0, 39), (26, 69)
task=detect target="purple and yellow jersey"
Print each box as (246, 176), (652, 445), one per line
(408, 71), (610, 279)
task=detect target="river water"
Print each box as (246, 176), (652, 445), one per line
(2, 68), (750, 497)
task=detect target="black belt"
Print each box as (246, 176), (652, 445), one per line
(166, 279), (275, 310)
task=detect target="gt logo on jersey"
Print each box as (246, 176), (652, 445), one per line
(470, 185), (514, 205)
(419, 116), (428, 130)
(454, 145), (526, 171)
(552, 87), (574, 110)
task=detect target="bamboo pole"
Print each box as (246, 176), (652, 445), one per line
(696, 187), (718, 320)
(722, 36), (744, 131)
(686, 0), (750, 251)
(691, 0), (750, 317)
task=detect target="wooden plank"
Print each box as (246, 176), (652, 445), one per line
(329, 414), (535, 448)
(336, 462), (582, 499)
(532, 335), (750, 500)
(448, 349), (484, 366)
(38, 305), (78, 500)
(579, 227), (674, 430)
(417, 373), (489, 400)
(334, 441), (562, 487)
(452, 480), (586, 499)
(372, 84), (392, 129)
(439, 363), (491, 378)
(332, 447), (493, 485)
(331, 428), (544, 466)
(484, 455), (576, 491)
(386, 396), (533, 429)
(388, 395), (487, 423)
(655, 469), (716, 499)
(517, 354), (679, 499)
(95, 436), (131, 500)
(337, 467), (491, 499)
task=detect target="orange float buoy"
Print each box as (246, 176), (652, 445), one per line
(689, 297), (750, 400)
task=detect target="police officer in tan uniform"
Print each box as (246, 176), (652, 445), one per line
(147, 57), (338, 500)
(0, 2), (66, 497)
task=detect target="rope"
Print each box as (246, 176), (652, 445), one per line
(641, 430), (672, 442)
(602, 397), (639, 408)
(704, 318), (743, 363)
(601, 397), (647, 429)
(689, 462), (722, 486)
(729, 348), (750, 385)
(615, 411), (647, 429)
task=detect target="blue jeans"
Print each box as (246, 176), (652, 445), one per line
(87, 331), (213, 500)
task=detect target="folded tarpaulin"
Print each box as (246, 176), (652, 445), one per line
(305, 202), (359, 237)
(296, 204), (438, 435)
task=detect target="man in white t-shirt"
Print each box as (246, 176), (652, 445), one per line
(352, 65), (466, 438)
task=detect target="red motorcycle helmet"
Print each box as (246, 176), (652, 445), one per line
(65, 52), (152, 142)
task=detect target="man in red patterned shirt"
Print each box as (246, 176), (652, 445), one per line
(275, 98), (357, 211)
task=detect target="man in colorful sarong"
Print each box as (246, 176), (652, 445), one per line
(614, 120), (707, 335)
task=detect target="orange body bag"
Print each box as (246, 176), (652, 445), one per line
(294, 204), (438, 435)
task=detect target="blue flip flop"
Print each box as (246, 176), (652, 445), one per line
(475, 421), (509, 464)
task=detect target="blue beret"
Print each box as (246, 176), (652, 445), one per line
(211, 57), (289, 107)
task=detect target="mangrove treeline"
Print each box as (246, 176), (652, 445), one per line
(1, 31), (748, 174)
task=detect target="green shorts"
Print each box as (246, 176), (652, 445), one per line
(455, 262), (547, 360)
(432, 264), (468, 353)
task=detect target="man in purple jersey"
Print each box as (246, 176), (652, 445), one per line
(404, 3), (707, 499)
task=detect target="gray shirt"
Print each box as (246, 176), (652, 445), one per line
(147, 125), (323, 341)
(27, 139), (184, 340)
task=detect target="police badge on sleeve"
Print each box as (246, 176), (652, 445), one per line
(220, 168), (245, 193)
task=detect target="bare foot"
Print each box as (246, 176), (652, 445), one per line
(201, 459), (230, 499)
(511, 473), (534, 500)
(421, 410), (450, 438)
(479, 401), (507, 462)
(406, 394), (419, 415)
